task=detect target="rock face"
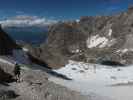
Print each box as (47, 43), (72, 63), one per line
(0, 62), (19, 100)
(29, 7), (133, 68)
(28, 22), (87, 68)
(0, 59), (17, 83)
(0, 66), (14, 83)
(0, 25), (18, 55)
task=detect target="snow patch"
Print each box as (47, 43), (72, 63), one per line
(108, 29), (112, 36)
(22, 47), (29, 52)
(116, 48), (133, 53)
(86, 35), (115, 48)
(55, 60), (133, 84)
(87, 35), (108, 48)
(51, 60), (133, 100)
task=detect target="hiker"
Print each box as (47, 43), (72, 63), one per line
(13, 63), (21, 82)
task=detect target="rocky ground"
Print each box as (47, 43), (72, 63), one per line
(2, 58), (133, 100)
(0, 57), (105, 100)
(9, 69), (89, 100)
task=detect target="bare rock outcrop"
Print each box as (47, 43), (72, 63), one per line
(0, 61), (89, 100)
(0, 25), (19, 55)
(9, 68), (89, 100)
(27, 7), (133, 68)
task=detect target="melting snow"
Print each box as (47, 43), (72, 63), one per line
(116, 48), (133, 53)
(87, 35), (108, 48)
(50, 60), (133, 100)
(54, 60), (133, 84)
(86, 35), (115, 48)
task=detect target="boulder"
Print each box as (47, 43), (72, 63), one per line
(0, 60), (17, 83)
(0, 67), (14, 83)
(0, 61), (15, 77)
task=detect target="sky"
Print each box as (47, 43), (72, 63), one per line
(0, 0), (133, 21)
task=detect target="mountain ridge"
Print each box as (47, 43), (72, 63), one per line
(28, 6), (133, 68)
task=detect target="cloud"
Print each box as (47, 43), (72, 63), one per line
(0, 15), (58, 27)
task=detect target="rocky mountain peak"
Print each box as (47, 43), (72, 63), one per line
(28, 7), (133, 68)
(128, 5), (133, 11)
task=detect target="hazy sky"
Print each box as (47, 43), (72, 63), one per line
(0, 0), (133, 20)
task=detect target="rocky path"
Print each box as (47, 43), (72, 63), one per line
(0, 56), (71, 80)
(8, 69), (90, 100)
(0, 56), (91, 100)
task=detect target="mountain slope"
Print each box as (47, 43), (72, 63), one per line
(29, 7), (133, 68)
(0, 25), (18, 55)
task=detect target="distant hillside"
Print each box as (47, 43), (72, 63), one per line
(0, 25), (18, 55)
(3, 26), (48, 45)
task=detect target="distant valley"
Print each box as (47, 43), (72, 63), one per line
(3, 26), (48, 45)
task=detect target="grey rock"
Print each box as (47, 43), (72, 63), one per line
(28, 7), (133, 67)
(0, 25), (19, 55)
(9, 69), (89, 100)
